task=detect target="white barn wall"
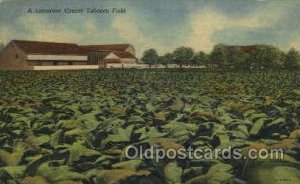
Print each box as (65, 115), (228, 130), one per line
(33, 65), (99, 70)
(106, 63), (123, 68)
(32, 64), (205, 70)
(122, 58), (136, 64)
(28, 55), (88, 61)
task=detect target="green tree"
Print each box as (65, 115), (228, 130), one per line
(284, 48), (300, 69)
(226, 47), (247, 69)
(173, 47), (194, 68)
(210, 44), (228, 68)
(159, 53), (173, 68)
(268, 46), (285, 68)
(141, 49), (159, 68)
(248, 45), (285, 69)
(192, 51), (208, 67)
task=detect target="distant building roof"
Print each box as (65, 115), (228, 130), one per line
(80, 44), (132, 52)
(80, 45), (136, 59)
(12, 40), (86, 55)
(10, 40), (136, 59)
(224, 45), (258, 54)
(111, 51), (136, 59)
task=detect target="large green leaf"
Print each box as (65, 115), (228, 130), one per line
(250, 118), (266, 136)
(112, 160), (143, 170)
(135, 126), (167, 140)
(85, 169), (151, 184)
(0, 166), (26, 179)
(69, 141), (101, 164)
(249, 165), (300, 184)
(36, 162), (85, 182)
(101, 125), (135, 147)
(164, 162), (182, 184)
(185, 163), (233, 184)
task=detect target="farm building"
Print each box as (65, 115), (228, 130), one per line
(80, 44), (137, 68)
(0, 40), (137, 70)
(223, 45), (258, 53)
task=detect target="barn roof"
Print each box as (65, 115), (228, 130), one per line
(224, 45), (258, 53)
(80, 44), (132, 52)
(10, 40), (136, 58)
(12, 40), (86, 55)
(112, 51), (136, 59)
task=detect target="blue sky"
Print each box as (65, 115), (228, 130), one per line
(0, 0), (300, 57)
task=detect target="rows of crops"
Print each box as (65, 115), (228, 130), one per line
(0, 69), (299, 184)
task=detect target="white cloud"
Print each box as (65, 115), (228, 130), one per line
(185, 9), (229, 52)
(111, 7), (282, 56)
(17, 15), (110, 45)
(289, 39), (300, 51)
(0, 25), (13, 43)
(85, 19), (97, 33)
(111, 14), (168, 57)
(185, 3), (287, 52)
(18, 15), (84, 43)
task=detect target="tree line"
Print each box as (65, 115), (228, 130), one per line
(141, 44), (300, 70)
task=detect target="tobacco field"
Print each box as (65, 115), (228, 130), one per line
(0, 69), (299, 184)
